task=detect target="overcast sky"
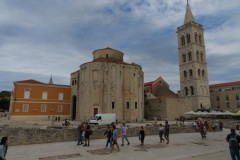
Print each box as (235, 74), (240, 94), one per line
(0, 0), (240, 92)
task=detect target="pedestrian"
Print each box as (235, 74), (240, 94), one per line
(77, 122), (84, 145)
(139, 126), (145, 145)
(121, 123), (130, 146)
(164, 121), (170, 144)
(219, 121), (223, 131)
(159, 123), (164, 143)
(82, 122), (87, 141)
(226, 128), (240, 160)
(110, 125), (120, 152)
(200, 122), (207, 139)
(83, 124), (92, 147)
(104, 124), (112, 148)
(0, 136), (8, 160)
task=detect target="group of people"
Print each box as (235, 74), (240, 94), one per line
(192, 118), (224, 139)
(77, 122), (147, 152)
(77, 120), (171, 153)
(62, 119), (73, 126)
(158, 121), (170, 144)
(77, 122), (92, 147)
(104, 123), (143, 152)
(0, 137), (8, 160)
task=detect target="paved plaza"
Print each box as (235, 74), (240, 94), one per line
(5, 128), (231, 160)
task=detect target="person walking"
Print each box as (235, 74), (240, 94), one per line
(139, 126), (145, 145)
(110, 125), (120, 152)
(121, 123), (130, 146)
(226, 128), (240, 160)
(77, 122), (84, 145)
(0, 137), (8, 160)
(219, 121), (223, 131)
(104, 124), (112, 148)
(83, 124), (92, 147)
(164, 121), (170, 144)
(159, 123), (165, 143)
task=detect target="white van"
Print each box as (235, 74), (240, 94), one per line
(89, 113), (116, 125)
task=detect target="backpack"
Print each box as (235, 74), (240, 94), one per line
(229, 135), (238, 149)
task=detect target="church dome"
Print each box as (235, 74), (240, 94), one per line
(92, 47), (124, 62)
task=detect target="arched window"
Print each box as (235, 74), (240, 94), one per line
(185, 87), (188, 95)
(187, 34), (191, 44)
(200, 52), (203, 61)
(198, 69), (201, 77)
(188, 52), (192, 61)
(202, 70), (205, 78)
(190, 86), (194, 95)
(184, 70), (187, 79)
(196, 51), (199, 61)
(198, 34), (202, 45)
(181, 36), (185, 46)
(182, 54), (186, 63)
(194, 32), (198, 43)
(189, 69), (193, 77)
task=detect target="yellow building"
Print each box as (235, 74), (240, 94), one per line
(210, 81), (240, 112)
(9, 79), (71, 120)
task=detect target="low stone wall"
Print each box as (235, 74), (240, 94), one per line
(0, 124), (197, 146)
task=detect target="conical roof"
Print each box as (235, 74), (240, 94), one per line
(184, 2), (195, 24)
(49, 75), (53, 84)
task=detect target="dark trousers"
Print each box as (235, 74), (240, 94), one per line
(106, 137), (112, 148)
(159, 131), (164, 142)
(140, 135), (145, 144)
(230, 148), (240, 160)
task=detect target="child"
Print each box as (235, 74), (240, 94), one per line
(139, 126), (145, 145)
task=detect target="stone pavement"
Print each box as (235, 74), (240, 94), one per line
(6, 128), (232, 160)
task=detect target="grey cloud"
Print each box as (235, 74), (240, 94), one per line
(0, 0), (239, 93)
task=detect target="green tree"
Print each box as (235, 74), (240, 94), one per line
(0, 90), (11, 98)
(0, 91), (11, 111)
(0, 98), (10, 111)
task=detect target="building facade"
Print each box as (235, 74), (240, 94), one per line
(10, 79), (71, 120)
(210, 81), (240, 112)
(144, 77), (192, 120)
(71, 47), (144, 122)
(177, 2), (211, 111)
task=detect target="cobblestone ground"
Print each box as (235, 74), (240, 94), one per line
(0, 116), (237, 160)
(5, 128), (232, 160)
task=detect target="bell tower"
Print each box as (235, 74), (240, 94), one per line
(177, 1), (211, 111)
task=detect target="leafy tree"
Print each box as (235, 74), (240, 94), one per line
(0, 90), (11, 98)
(0, 91), (11, 111)
(0, 98), (10, 111)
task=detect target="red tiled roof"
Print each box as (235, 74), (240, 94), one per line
(209, 81), (240, 88)
(144, 81), (154, 86)
(14, 79), (45, 85)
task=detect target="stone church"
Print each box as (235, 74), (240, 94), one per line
(71, 47), (144, 122)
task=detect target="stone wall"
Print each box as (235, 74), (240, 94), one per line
(0, 124), (196, 146)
